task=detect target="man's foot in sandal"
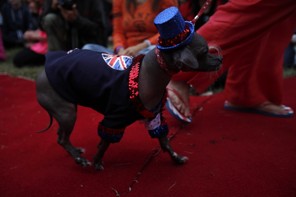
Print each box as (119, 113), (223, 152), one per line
(166, 81), (192, 123)
(224, 101), (294, 118)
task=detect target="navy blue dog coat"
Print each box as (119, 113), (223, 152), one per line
(45, 49), (168, 143)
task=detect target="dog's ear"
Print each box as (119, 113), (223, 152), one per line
(177, 33), (222, 72)
(160, 33), (222, 72)
(160, 47), (200, 72)
(171, 33), (212, 71)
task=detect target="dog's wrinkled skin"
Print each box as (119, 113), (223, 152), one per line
(36, 33), (222, 170)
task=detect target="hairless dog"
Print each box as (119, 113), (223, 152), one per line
(36, 7), (222, 170)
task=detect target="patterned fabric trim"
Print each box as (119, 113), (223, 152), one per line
(98, 124), (124, 143)
(128, 55), (155, 119)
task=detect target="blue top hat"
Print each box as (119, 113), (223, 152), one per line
(154, 6), (195, 51)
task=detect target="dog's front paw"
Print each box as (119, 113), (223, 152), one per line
(171, 152), (188, 165)
(75, 147), (85, 154)
(94, 162), (104, 171)
(75, 157), (92, 167)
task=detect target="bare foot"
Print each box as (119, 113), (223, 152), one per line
(257, 102), (294, 116)
(224, 101), (294, 118)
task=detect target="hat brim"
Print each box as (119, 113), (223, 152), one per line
(157, 21), (195, 51)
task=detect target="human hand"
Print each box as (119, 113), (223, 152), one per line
(117, 42), (147, 56)
(24, 30), (42, 41)
(118, 46), (140, 56)
(116, 47), (125, 55)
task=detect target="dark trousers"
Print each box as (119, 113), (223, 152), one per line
(13, 47), (45, 67)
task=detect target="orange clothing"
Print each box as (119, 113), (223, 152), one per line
(112, 0), (178, 51)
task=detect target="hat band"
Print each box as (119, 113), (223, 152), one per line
(158, 25), (191, 48)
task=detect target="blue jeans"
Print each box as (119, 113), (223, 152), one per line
(82, 43), (156, 55)
(284, 43), (296, 68)
(82, 44), (113, 53)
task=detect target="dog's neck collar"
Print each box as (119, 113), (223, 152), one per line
(129, 55), (158, 119)
(155, 48), (179, 76)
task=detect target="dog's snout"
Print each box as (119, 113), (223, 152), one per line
(206, 53), (223, 71)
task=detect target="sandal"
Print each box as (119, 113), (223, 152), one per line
(224, 101), (294, 118)
(166, 86), (192, 123)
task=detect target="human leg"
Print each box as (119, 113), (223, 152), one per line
(0, 30), (6, 61)
(284, 43), (295, 68)
(166, 0), (296, 118)
(13, 47), (45, 67)
(223, 1), (296, 116)
(42, 13), (69, 51)
(82, 44), (113, 53)
(195, 0), (296, 117)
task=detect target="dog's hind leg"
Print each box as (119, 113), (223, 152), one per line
(36, 70), (91, 167)
(55, 113), (91, 167)
(158, 136), (188, 164)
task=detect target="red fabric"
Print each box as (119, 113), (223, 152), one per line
(1, 74), (296, 196)
(179, 1), (194, 21)
(174, 0), (296, 107)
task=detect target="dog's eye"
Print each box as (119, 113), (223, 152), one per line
(193, 45), (208, 58)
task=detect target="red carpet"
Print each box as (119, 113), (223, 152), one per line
(1, 74), (296, 197)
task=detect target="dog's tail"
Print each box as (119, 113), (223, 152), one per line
(36, 112), (53, 133)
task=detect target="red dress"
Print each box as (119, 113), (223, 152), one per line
(174, 0), (296, 107)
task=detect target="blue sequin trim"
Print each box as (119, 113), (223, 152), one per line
(148, 123), (169, 138)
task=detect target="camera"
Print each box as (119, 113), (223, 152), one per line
(58, 0), (76, 10)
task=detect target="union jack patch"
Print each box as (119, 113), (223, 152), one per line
(102, 53), (133, 71)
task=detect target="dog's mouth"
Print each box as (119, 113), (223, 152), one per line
(195, 45), (223, 72)
(204, 53), (223, 71)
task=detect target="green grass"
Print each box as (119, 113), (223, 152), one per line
(1, 48), (296, 81)
(284, 67), (296, 77)
(0, 47), (44, 80)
